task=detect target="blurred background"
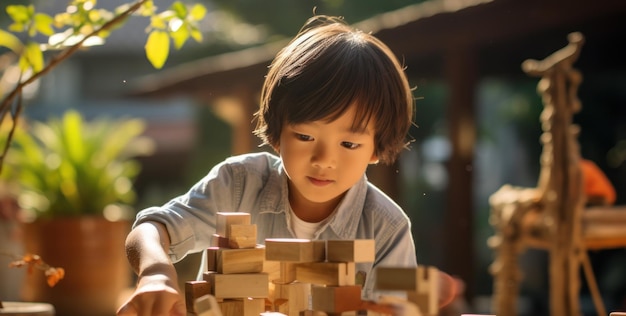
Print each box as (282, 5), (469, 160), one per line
(1, 0), (625, 315)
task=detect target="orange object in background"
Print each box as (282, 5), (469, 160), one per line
(581, 159), (616, 206)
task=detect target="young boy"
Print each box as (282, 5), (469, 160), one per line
(118, 15), (420, 315)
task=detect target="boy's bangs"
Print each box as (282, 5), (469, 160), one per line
(285, 40), (382, 132)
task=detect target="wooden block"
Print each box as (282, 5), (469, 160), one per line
(271, 261), (297, 284)
(274, 282), (311, 315)
(375, 266), (437, 291)
(216, 212), (250, 237)
(186, 281), (212, 313)
(216, 246), (265, 274)
(407, 291), (437, 316)
(326, 240), (375, 263)
(311, 285), (362, 313)
(203, 271), (269, 298)
(296, 262), (355, 286)
(218, 298), (265, 316)
(207, 247), (219, 272)
(265, 238), (325, 262)
(210, 234), (231, 248)
(228, 224), (257, 248)
(193, 294), (222, 316)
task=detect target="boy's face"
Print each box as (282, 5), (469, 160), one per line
(276, 104), (378, 217)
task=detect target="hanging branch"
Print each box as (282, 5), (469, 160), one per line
(0, 0), (148, 172)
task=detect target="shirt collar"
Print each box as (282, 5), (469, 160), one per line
(326, 175), (367, 239)
(272, 161), (367, 239)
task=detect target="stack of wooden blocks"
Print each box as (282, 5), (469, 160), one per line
(265, 238), (375, 315)
(186, 212), (268, 316)
(185, 212), (440, 316)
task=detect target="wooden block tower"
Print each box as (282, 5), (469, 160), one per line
(186, 212), (268, 316)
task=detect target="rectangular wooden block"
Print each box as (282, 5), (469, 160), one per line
(218, 298), (265, 316)
(326, 240), (375, 263)
(311, 285), (362, 313)
(204, 271), (269, 298)
(265, 238), (325, 262)
(229, 224), (257, 248)
(209, 246), (265, 274)
(216, 212), (251, 237)
(185, 281), (211, 313)
(273, 282), (311, 316)
(374, 266), (437, 292)
(296, 262), (355, 286)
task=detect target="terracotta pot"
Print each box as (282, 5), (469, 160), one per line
(20, 217), (131, 316)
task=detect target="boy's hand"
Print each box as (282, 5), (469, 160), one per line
(117, 273), (185, 316)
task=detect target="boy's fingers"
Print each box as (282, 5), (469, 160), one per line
(116, 302), (138, 316)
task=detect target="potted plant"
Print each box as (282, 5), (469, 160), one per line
(0, 110), (153, 316)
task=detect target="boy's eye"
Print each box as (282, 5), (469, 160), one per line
(341, 141), (360, 149)
(295, 133), (312, 141)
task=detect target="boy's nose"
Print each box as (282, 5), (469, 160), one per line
(311, 144), (336, 169)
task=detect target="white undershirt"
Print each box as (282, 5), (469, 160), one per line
(290, 211), (323, 239)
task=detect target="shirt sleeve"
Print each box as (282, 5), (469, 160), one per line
(133, 160), (240, 262)
(364, 210), (418, 300)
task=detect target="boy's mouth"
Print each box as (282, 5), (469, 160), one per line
(307, 176), (334, 186)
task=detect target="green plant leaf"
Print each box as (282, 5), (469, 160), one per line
(145, 30), (169, 69)
(20, 42), (44, 72)
(171, 2), (187, 18)
(0, 29), (23, 52)
(189, 4), (207, 21)
(171, 23), (189, 49)
(34, 13), (55, 36)
(6, 5), (32, 23)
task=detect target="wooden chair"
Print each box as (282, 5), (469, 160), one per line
(488, 32), (626, 316)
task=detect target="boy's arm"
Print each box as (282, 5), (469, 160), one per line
(117, 221), (186, 316)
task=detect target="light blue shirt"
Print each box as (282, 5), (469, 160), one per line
(134, 152), (417, 299)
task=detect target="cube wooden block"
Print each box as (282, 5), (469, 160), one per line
(228, 224), (257, 248)
(216, 212), (250, 237)
(273, 282), (311, 316)
(375, 266), (437, 292)
(218, 298), (264, 316)
(210, 234), (231, 248)
(265, 238), (325, 262)
(407, 291), (437, 316)
(326, 240), (375, 263)
(203, 271), (269, 298)
(296, 262), (355, 286)
(311, 285), (362, 313)
(207, 246), (265, 274)
(185, 281), (212, 313)
(191, 294), (221, 316)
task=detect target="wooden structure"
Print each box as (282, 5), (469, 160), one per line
(129, 0), (626, 300)
(488, 33), (626, 316)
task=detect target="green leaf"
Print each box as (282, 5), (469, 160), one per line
(190, 27), (203, 43)
(189, 4), (207, 21)
(0, 29), (23, 52)
(171, 2), (187, 18)
(34, 13), (55, 36)
(23, 42), (44, 72)
(170, 23), (189, 49)
(6, 5), (31, 23)
(150, 15), (166, 30)
(145, 30), (169, 69)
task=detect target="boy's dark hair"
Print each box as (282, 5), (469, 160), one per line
(254, 15), (414, 164)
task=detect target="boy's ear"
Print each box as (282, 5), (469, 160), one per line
(369, 152), (379, 164)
